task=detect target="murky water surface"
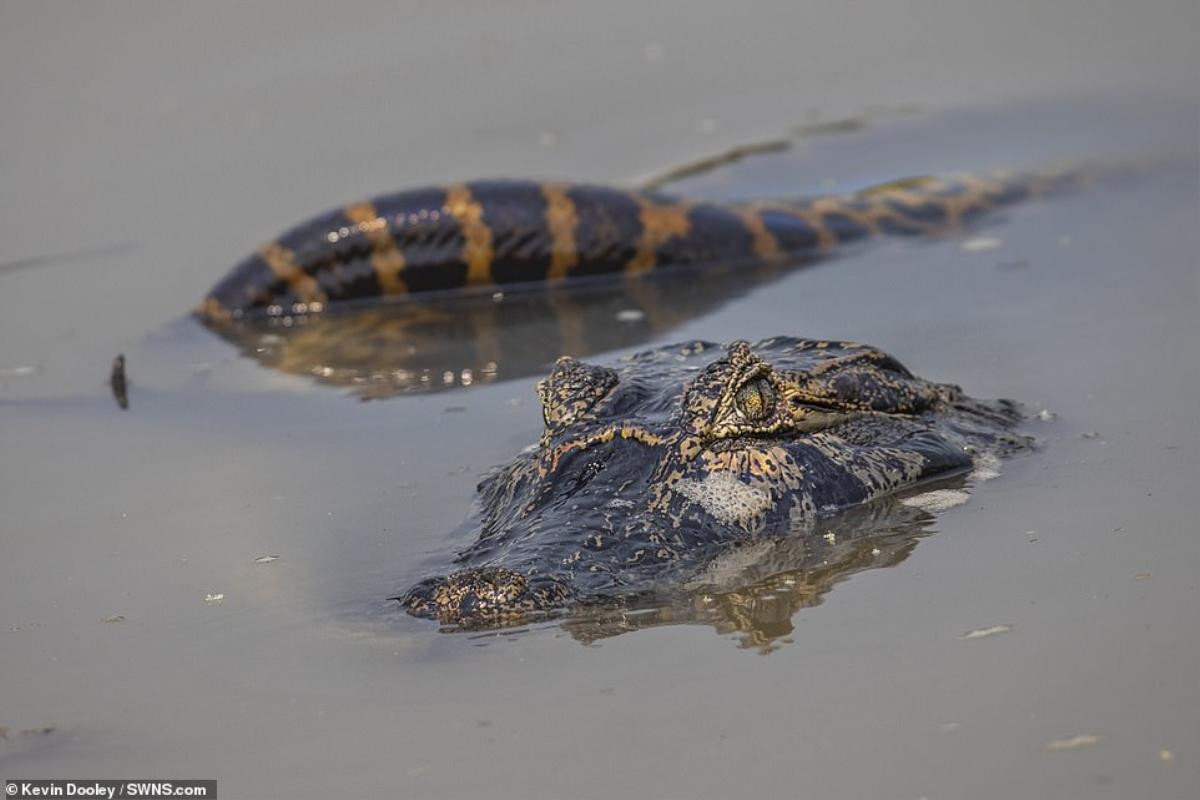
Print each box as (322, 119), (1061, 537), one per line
(2, 3), (1198, 798)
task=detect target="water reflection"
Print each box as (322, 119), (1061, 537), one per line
(201, 261), (793, 399)
(558, 487), (948, 652)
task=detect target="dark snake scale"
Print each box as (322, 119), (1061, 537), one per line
(199, 171), (1071, 321)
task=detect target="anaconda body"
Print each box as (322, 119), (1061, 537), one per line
(199, 171), (1069, 321)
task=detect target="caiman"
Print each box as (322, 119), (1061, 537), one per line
(396, 337), (1028, 627)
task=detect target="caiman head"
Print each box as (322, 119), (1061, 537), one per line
(397, 337), (1027, 628)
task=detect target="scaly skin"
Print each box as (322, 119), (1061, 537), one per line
(198, 170), (1076, 321)
(397, 337), (1029, 628)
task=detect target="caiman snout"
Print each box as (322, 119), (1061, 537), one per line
(396, 567), (571, 625)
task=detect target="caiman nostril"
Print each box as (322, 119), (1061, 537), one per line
(396, 567), (570, 626)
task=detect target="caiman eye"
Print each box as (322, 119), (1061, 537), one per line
(735, 378), (776, 421)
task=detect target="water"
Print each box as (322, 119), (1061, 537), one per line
(2, 3), (1198, 798)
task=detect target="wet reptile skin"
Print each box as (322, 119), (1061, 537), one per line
(192, 164), (1079, 629)
(397, 337), (1029, 628)
(198, 170), (1073, 320)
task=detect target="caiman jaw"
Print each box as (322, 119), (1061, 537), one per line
(788, 404), (861, 433)
(780, 384), (862, 433)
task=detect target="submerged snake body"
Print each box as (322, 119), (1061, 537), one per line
(199, 171), (1064, 320)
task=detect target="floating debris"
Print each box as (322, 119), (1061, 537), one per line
(1045, 733), (1103, 751)
(1134, 572), (1152, 580)
(639, 137), (791, 191)
(204, 593), (225, 604)
(110, 354), (129, 410)
(615, 309), (646, 323)
(253, 555), (280, 564)
(1035, 409), (1057, 422)
(961, 235), (1003, 252)
(969, 453), (1003, 481)
(823, 532), (837, 545)
(1081, 431), (1101, 439)
(101, 614), (126, 623)
(1158, 749), (1175, 764)
(959, 624), (1012, 640)
(0, 725), (56, 741)
(901, 489), (970, 512)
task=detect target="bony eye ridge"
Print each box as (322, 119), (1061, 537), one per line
(735, 377), (776, 421)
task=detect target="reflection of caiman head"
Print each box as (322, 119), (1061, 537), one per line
(560, 492), (949, 651)
(397, 337), (1029, 631)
